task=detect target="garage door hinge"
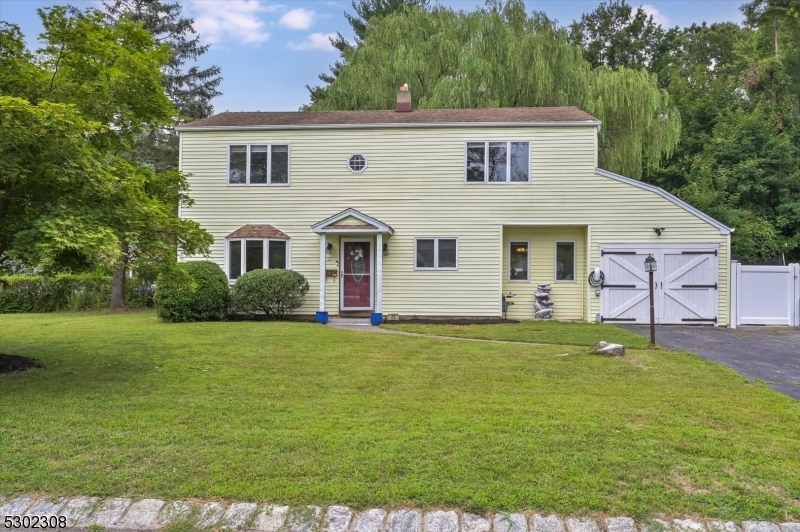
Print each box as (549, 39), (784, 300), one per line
(681, 317), (717, 323)
(681, 250), (717, 256)
(681, 284), (718, 289)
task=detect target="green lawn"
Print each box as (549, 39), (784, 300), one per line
(381, 320), (651, 347)
(1, 312), (799, 519)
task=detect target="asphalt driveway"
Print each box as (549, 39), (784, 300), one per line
(619, 325), (800, 400)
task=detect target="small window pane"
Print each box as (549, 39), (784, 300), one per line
(229, 145), (247, 184)
(245, 240), (264, 273)
(250, 145), (268, 184)
(556, 242), (575, 281)
(438, 239), (457, 268)
(416, 239), (435, 268)
(271, 145), (289, 184)
(229, 240), (242, 279)
(510, 142), (529, 182)
(510, 242), (528, 280)
(269, 240), (287, 269)
(348, 154), (366, 172)
(466, 142), (485, 182)
(488, 142), (507, 182)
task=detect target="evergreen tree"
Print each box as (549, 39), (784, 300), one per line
(306, 0), (429, 108)
(103, 0), (222, 171)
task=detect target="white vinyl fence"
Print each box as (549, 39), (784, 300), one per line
(730, 262), (800, 328)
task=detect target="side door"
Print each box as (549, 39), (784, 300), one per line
(600, 248), (657, 323)
(659, 248), (718, 324)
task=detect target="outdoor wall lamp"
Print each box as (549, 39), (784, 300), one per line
(653, 227), (665, 236)
(382, 243), (390, 256)
(326, 243), (333, 255)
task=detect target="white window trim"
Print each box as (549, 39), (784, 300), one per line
(508, 240), (531, 283)
(414, 237), (459, 271)
(225, 237), (292, 283)
(554, 241), (577, 283)
(227, 143), (291, 186)
(464, 140), (531, 184)
(347, 153), (368, 174)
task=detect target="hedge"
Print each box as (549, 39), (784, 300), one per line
(231, 268), (309, 319)
(0, 274), (121, 313)
(153, 261), (229, 322)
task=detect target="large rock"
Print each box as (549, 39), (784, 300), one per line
(593, 341), (625, 356)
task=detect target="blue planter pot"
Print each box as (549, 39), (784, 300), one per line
(315, 311), (329, 324)
(370, 312), (383, 326)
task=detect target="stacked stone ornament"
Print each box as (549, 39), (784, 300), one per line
(534, 284), (554, 319)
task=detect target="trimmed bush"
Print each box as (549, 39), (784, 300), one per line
(154, 261), (229, 322)
(232, 269), (309, 319)
(0, 274), (113, 313)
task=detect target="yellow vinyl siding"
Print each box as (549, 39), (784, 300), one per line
(503, 227), (586, 321)
(180, 124), (729, 323)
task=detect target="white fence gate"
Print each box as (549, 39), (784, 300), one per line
(730, 262), (800, 328)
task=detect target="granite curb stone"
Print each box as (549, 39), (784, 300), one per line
(353, 509), (388, 532)
(0, 496), (36, 518)
(605, 518), (636, 532)
(493, 514), (527, 532)
(85, 498), (132, 528)
(531, 515), (565, 532)
(743, 523), (781, 532)
(286, 506), (323, 532)
(463, 514), (491, 532)
(565, 518), (600, 532)
(24, 497), (69, 518)
(254, 505), (290, 532)
(388, 509), (420, 532)
(324, 506), (353, 532)
(221, 502), (259, 530)
(708, 522), (738, 532)
(428, 511), (459, 532)
(781, 525), (800, 532)
(58, 496), (100, 527)
(153, 501), (194, 528)
(196, 502), (227, 529)
(118, 499), (166, 529)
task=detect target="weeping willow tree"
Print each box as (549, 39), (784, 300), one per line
(310, 0), (680, 178)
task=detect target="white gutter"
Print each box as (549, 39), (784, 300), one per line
(176, 120), (601, 132)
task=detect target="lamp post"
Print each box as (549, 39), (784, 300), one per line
(644, 254), (657, 346)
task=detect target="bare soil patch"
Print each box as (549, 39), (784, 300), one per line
(0, 353), (44, 374)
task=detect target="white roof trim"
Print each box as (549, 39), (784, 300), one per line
(312, 208), (394, 235)
(595, 168), (733, 235)
(177, 121), (601, 132)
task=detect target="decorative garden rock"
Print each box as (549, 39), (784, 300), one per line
(534, 284), (554, 319)
(593, 341), (625, 356)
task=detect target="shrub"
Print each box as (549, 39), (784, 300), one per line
(232, 269), (309, 319)
(154, 261), (229, 322)
(0, 274), (113, 313)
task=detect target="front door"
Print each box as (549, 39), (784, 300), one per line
(341, 240), (373, 310)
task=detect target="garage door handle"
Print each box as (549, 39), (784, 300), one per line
(681, 284), (717, 289)
(602, 284), (637, 288)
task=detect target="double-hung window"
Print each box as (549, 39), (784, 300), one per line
(509, 241), (530, 282)
(466, 141), (530, 183)
(555, 241), (576, 282)
(415, 238), (458, 270)
(227, 238), (290, 281)
(228, 144), (290, 185)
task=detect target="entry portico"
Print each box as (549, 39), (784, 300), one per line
(311, 209), (393, 315)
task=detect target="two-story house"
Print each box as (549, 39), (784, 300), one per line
(177, 89), (733, 325)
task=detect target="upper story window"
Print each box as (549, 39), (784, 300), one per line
(229, 144), (289, 185)
(466, 141), (530, 183)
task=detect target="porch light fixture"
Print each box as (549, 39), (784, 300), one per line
(326, 243), (333, 255)
(382, 243), (390, 256)
(644, 254), (657, 272)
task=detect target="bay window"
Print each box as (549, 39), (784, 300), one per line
(227, 238), (290, 281)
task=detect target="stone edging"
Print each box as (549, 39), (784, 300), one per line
(0, 495), (798, 532)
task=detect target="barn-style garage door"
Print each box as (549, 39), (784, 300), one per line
(600, 244), (719, 324)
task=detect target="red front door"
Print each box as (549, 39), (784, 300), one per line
(342, 241), (372, 309)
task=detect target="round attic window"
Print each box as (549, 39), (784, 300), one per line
(348, 154), (367, 173)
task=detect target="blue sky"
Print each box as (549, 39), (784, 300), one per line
(2, 0), (746, 112)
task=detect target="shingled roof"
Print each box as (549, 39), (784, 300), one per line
(227, 225), (290, 239)
(178, 107), (599, 129)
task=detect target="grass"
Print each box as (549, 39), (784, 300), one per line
(0, 311), (799, 519)
(381, 320), (651, 347)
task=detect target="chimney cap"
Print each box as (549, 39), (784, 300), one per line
(399, 83), (409, 91)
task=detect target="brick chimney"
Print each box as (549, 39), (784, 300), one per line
(396, 84), (411, 112)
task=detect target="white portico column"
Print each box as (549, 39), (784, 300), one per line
(376, 233), (383, 313)
(319, 233), (326, 312)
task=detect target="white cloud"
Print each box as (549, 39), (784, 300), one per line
(279, 8), (315, 30)
(288, 32), (337, 51)
(189, 0), (271, 45)
(640, 4), (670, 27)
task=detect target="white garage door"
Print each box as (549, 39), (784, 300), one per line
(600, 244), (719, 324)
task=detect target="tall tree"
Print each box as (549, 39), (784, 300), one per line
(310, 1), (680, 179)
(306, 0), (429, 108)
(103, 0), (222, 171)
(568, 0), (679, 76)
(0, 10), (212, 305)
